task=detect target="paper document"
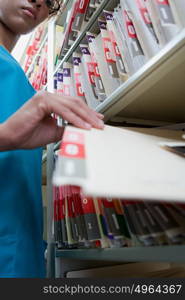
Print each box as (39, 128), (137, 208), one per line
(53, 125), (185, 202)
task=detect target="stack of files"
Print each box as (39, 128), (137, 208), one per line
(103, 11), (128, 82)
(23, 22), (47, 73)
(71, 0), (91, 32)
(55, 0), (185, 110)
(72, 52), (87, 103)
(53, 58), (87, 125)
(120, 0), (160, 59)
(66, 262), (185, 278)
(53, 185), (104, 249)
(58, 0), (104, 60)
(109, 0), (183, 74)
(86, 33), (107, 102)
(53, 183), (185, 249)
(53, 125), (185, 249)
(145, 0), (181, 45)
(62, 62), (76, 97)
(53, 126), (185, 248)
(55, 0), (185, 70)
(54, 59), (86, 101)
(55, 48), (100, 109)
(169, 0), (185, 28)
(58, 0), (79, 58)
(79, 44), (101, 108)
(53, 62), (78, 125)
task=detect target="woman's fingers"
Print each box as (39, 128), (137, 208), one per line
(30, 92), (104, 130)
(44, 93), (105, 129)
(62, 96), (105, 129)
(95, 112), (104, 119)
(59, 109), (93, 129)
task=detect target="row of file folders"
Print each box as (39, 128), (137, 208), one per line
(53, 184), (185, 250)
(51, 0), (185, 111)
(26, 0), (185, 97)
(57, 0), (185, 62)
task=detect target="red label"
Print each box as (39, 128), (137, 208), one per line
(56, 186), (65, 220)
(177, 203), (185, 210)
(54, 200), (58, 221)
(122, 200), (137, 205)
(74, 73), (85, 97)
(26, 45), (33, 55)
(76, 83), (84, 97)
(61, 142), (85, 159)
(156, 0), (169, 5)
(93, 62), (100, 77)
(81, 196), (96, 214)
(102, 198), (115, 208)
(67, 196), (74, 218)
(57, 89), (64, 95)
(63, 85), (70, 96)
(112, 41), (121, 57)
(136, 0), (152, 25)
(124, 10), (137, 39)
(63, 130), (85, 145)
(72, 193), (82, 216)
(58, 186), (63, 200)
(108, 30), (121, 57)
(67, 191), (84, 216)
(58, 199), (65, 219)
(87, 62), (95, 85)
(77, 0), (90, 14)
(103, 37), (115, 63)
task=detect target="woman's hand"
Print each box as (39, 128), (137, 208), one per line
(0, 91), (104, 151)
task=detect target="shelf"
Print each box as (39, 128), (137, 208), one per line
(96, 29), (185, 126)
(56, 245), (185, 263)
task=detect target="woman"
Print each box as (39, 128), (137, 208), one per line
(0, 0), (104, 277)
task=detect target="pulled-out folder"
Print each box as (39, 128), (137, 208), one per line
(53, 125), (185, 202)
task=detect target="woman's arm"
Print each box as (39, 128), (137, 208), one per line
(0, 122), (13, 151)
(0, 91), (104, 151)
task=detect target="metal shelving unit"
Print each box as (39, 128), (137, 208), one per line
(51, 0), (185, 127)
(96, 28), (185, 126)
(44, 0), (185, 278)
(46, 18), (57, 278)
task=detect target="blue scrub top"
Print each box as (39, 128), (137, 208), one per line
(0, 46), (45, 277)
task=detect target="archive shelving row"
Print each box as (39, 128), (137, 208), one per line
(97, 28), (185, 126)
(25, 33), (48, 77)
(50, 0), (185, 126)
(41, 0), (185, 278)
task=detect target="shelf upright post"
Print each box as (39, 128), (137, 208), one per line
(46, 17), (56, 278)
